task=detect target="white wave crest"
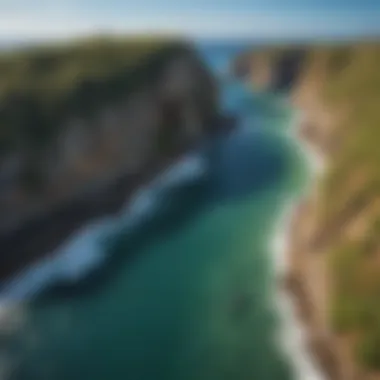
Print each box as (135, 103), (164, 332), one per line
(0, 153), (206, 302)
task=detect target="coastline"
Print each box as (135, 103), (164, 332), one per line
(0, 150), (184, 284)
(0, 116), (236, 287)
(272, 108), (339, 380)
(0, 151), (209, 301)
(273, 201), (325, 380)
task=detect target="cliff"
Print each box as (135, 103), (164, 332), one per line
(235, 42), (380, 379)
(0, 37), (223, 282)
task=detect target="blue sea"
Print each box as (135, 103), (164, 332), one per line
(1, 42), (317, 380)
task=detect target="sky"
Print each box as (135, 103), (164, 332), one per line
(0, 0), (379, 41)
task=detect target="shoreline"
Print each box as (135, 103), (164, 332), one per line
(0, 118), (238, 300)
(0, 116), (237, 287)
(0, 150), (183, 285)
(0, 151), (208, 301)
(272, 201), (325, 380)
(272, 108), (336, 380)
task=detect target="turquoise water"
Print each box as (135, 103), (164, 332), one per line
(10, 43), (308, 380)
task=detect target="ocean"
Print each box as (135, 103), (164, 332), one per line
(1, 42), (315, 380)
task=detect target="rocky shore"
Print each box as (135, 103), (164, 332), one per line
(283, 111), (348, 380)
(0, 113), (236, 286)
(0, 42), (235, 286)
(232, 47), (356, 379)
(283, 121), (341, 379)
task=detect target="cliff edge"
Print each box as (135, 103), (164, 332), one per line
(234, 42), (380, 380)
(0, 37), (224, 283)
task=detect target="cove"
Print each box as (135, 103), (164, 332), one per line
(6, 42), (308, 380)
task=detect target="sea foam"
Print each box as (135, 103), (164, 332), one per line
(271, 111), (326, 380)
(0, 153), (206, 302)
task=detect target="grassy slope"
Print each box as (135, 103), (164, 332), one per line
(315, 43), (380, 370)
(279, 41), (380, 371)
(245, 41), (380, 371)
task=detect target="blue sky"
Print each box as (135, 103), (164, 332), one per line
(0, 0), (379, 41)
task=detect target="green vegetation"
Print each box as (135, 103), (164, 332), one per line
(249, 41), (380, 371)
(0, 36), (188, 157)
(306, 42), (380, 371)
(329, 233), (380, 370)
(313, 44), (380, 231)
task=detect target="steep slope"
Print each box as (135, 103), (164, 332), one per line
(0, 36), (222, 282)
(235, 42), (380, 379)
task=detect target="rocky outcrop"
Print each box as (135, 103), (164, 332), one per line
(0, 45), (225, 283)
(232, 48), (305, 91)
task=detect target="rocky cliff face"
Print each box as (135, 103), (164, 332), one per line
(232, 48), (305, 92)
(0, 45), (222, 282)
(235, 44), (380, 380)
(244, 49), (344, 379)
